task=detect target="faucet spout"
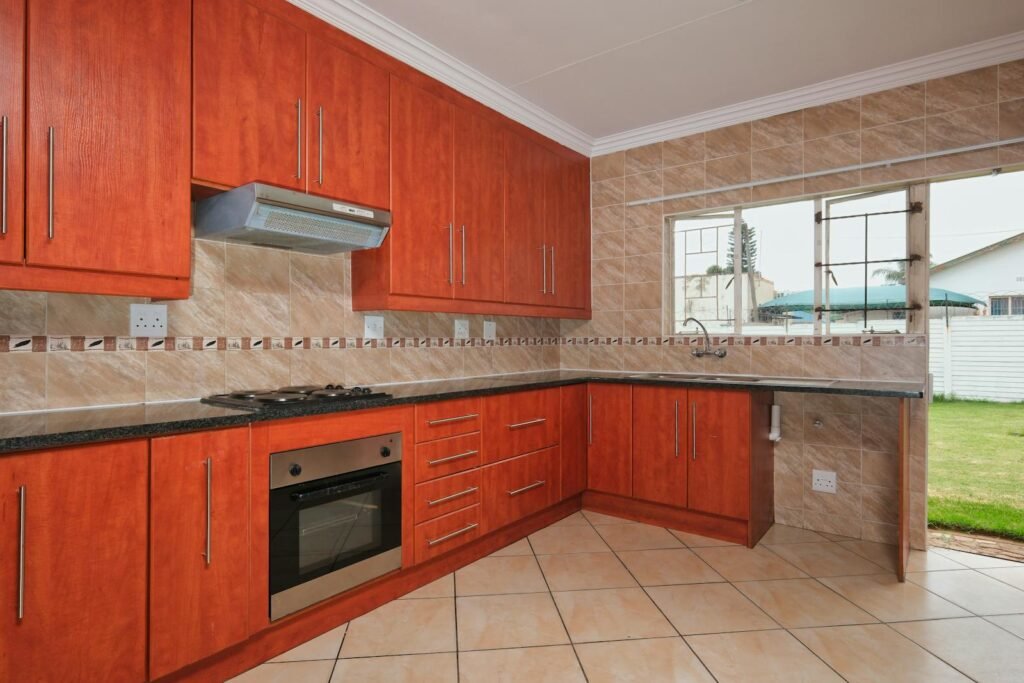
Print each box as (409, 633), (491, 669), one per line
(682, 317), (727, 359)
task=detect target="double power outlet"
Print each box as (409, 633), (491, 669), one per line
(811, 469), (837, 494)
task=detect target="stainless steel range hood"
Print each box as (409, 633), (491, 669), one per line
(194, 183), (390, 255)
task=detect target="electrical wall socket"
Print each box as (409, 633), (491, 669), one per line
(483, 320), (496, 340)
(454, 319), (470, 339)
(129, 303), (167, 337)
(363, 315), (384, 339)
(812, 469), (837, 494)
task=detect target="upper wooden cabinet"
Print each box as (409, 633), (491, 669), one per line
(549, 155), (590, 310)
(0, 0), (24, 266)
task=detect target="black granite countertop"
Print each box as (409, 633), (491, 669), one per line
(0, 370), (924, 454)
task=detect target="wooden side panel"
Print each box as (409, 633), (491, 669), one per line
(587, 383), (633, 496)
(193, 0), (305, 190)
(559, 384), (588, 499)
(0, 0), (24, 265)
(149, 427), (251, 679)
(26, 0), (191, 277)
(503, 131), (548, 305)
(688, 388), (751, 520)
(388, 76), (454, 299)
(0, 440), (148, 683)
(307, 37), (389, 209)
(748, 391), (775, 547)
(414, 397), (482, 442)
(453, 107), (505, 302)
(482, 388), (560, 463)
(898, 398), (911, 582)
(481, 446), (560, 533)
(632, 386), (688, 508)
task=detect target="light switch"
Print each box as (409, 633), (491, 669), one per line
(483, 320), (497, 340)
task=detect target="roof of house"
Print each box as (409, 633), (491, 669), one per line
(930, 231), (1024, 275)
(759, 285), (982, 313)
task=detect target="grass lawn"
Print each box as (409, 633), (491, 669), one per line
(928, 399), (1024, 541)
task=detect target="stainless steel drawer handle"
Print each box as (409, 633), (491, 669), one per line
(316, 106), (324, 186)
(674, 399), (680, 458)
(550, 245), (556, 296)
(47, 127), (55, 240)
(427, 486), (479, 507)
(426, 413), (478, 426)
(204, 457), (212, 566)
(295, 98), (302, 180)
(507, 480), (546, 497)
(587, 393), (593, 445)
(691, 402), (697, 461)
(448, 223), (454, 284)
(540, 244), (547, 293)
(17, 484), (25, 620)
(427, 449), (478, 466)
(460, 225), (467, 286)
(507, 417), (546, 430)
(1, 115), (8, 236)
(427, 522), (478, 547)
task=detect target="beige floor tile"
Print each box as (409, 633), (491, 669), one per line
(582, 509), (634, 525)
(908, 549), (969, 572)
(268, 624), (346, 662)
(908, 569), (1024, 615)
(595, 522), (683, 551)
(458, 645), (585, 683)
(765, 542), (888, 577)
(836, 540), (898, 572)
(980, 566), (1024, 591)
(330, 653), (457, 683)
(646, 583), (778, 635)
(692, 546), (807, 582)
(490, 537), (533, 557)
(821, 573), (970, 622)
(792, 624), (970, 682)
(228, 660), (335, 683)
(735, 578), (877, 628)
(537, 552), (638, 591)
(455, 555), (548, 596)
(456, 593), (569, 650)
(550, 511), (591, 527)
(686, 630), (843, 682)
(528, 524), (610, 555)
(552, 587), (676, 643)
(893, 617), (1024, 682)
(616, 548), (724, 586)
(339, 598), (455, 658)
(400, 574), (454, 599)
(668, 529), (738, 547)
(760, 524), (828, 544)
(575, 637), (715, 683)
(986, 613), (1024, 638)
(818, 530), (859, 542)
(933, 547), (1022, 569)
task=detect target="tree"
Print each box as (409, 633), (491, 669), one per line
(872, 262), (907, 284)
(722, 222), (760, 320)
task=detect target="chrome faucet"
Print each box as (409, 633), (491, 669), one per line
(683, 317), (727, 358)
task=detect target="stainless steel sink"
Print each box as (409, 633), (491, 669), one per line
(626, 373), (835, 387)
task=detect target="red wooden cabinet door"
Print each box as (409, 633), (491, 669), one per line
(503, 132), (548, 305)
(194, 0), (306, 191)
(308, 38), (389, 209)
(0, 0), (24, 265)
(149, 427), (251, 679)
(688, 388), (751, 519)
(453, 107), (505, 302)
(389, 76), (454, 298)
(632, 386), (688, 507)
(560, 384), (588, 498)
(549, 156), (590, 309)
(25, 0), (190, 277)
(587, 383), (633, 496)
(0, 441), (148, 683)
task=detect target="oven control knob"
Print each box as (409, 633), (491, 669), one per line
(289, 463), (302, 477)
(379, 446), (392, 458)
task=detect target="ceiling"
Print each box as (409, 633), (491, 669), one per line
(306, 0), (1024, 153)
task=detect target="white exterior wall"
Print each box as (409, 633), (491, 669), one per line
(929, 317), (1024, 402)
(930, 239), (1024, 307)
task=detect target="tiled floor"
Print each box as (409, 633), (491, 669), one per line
(231, 511), (1024, 682)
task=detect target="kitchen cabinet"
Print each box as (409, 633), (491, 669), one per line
(481, 446), (560, 532)
(0, 440), (148, 682)
(586, 384), (633, 496)
(414, 469), (482, 523)
(149, 427), (251, 679)
(688, 388), (751, 519)
(559, 384), (588, 498)
(414, 505), (482, 563)
(482, 388), (560, 463)
(632, 386), (688, 508)
(547, 154), (590, 309)
(0, 0), (24, 265)
(415, 397), (482, 443)
(503, 132), (549, 306)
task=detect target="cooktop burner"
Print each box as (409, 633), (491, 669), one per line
(203, 384), (388, 410)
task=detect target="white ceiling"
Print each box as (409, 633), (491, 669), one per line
(300, 0), (1024, 153)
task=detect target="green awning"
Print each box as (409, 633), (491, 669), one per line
(759, 286), (982, 313)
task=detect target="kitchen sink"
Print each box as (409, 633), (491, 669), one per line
(625, 373), (835, 387)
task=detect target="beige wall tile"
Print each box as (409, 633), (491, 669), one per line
(624, 225), (662, 257)
(861, 485), (897, 524)
(861, 159), (927, 186)
(290, 349), (348, 386)
(663, 196), (706, 215)
(225, 350), (290, 392)
(663, 133), (705, 167)
(804, 170), (861, 194)
(625, 143), (663, 175)
(752, 111), (803, 150)
(625, 202), (663, 229)
(751, 144), (802, 181)
(591, 152), (625, 181)
(926, 66), (997, 114)
(624, 282), (661, 310)
(624, 170), (662, 203)
(705, 187), (751, 209)
(624, 254), (661, 284)
(999, 59), (1024, 101)
(192, 239), (226, 290)
(1000, 140), (1024, 164)
(0, 353), (47, 411)
(225, 243), (290, 294)
(0, 291), (46, 335)
(146, 350), (225, 402)
(47, 352), (146, 408)
(705, 153), (750, 188)
(802, 346), (860, 379)
(592, 178), (625, 207)
(621, 344), (664, 372)
(751, 179), (805, 203)
(804, 132), (860, 173)
(592, 284), (624, 311)
(926, 147), (999, 176)
(804, 98), (860, 140)
(999, 98), (1024, 140)
(861, 119), (925, 163)
(750, 346), (803, 376)
(926, 103), (998, 151)
(167, 286), (225, 337)
(705, 122), (751, 159)
(588, 344), (624, 370)
(592, 232), (625, 260)
(592, 258), (625, 286)
(623, 309), (662, 337)
(347, 347), (392, 385)
(592, 206), (625, 233)
(47, 294), (136, 336)
(590, 310), (625, 337)
(861, 84), (925, 127)
(662, 162), (704, 196)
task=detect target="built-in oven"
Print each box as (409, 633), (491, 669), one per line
(269, 432), (402, 620)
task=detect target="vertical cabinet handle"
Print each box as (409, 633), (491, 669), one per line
(316, 106), (324, 186)
(17, 484), (25, 620)
(295, 99), (302, 180)
(541, 244), (547, 293)
(691, 403), (697, 460)
(47, 127), (55, 240)
(674, 399), (679, 458)
(1, 115), (7, 235)
(204, 457), (212, 566)
(587, 392), (593, 445)
(550, 245), (556, 296)
(460, 225), (466, 286)
(447, 223), (454, 284)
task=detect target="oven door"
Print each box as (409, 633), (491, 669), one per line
(269, 460), (401, 616)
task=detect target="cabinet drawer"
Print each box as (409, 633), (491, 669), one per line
(414, 469), (482, 523)
(415, 398), (482, 442)
(414, 432), (482, 482)
(482, 446), (560, 533)
(483, 389), (560, 463)
(414, 505), (482, 563)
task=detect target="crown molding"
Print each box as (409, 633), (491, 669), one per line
(590, 30), (1024, 155)
(286, 0), (594, 155)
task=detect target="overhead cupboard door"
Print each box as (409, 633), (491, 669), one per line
(0, 0), (24, 265)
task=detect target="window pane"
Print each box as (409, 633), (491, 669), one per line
(672, 213), (734, 334)
(1012, 297), (1024, 316)
(991, 297), (1008, 315)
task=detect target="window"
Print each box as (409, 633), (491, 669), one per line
(1014, 296), (1024, 315)
(672, 213), (737, 334)
(991, 297), (1009, 315)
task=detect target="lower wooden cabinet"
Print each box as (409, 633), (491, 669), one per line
(559, 384), (588, 498)
(414, 505), (482, 563)
(0, 440), (149, 683)
(482, 388), (560, 463)
(481, 446), (560, 532)
(632, 385), (688, 508)
(688, 388), (752, 520)
(586, 383), (633, 496)
(149, 427), (251, 679)
(414, 469), (482, 523)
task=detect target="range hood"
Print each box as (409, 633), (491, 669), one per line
(194, 183), (390, 255)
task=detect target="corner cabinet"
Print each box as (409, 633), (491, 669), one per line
(0, 0), (192, 298)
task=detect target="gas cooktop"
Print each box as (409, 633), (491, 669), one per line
(202, 384), (391, 410)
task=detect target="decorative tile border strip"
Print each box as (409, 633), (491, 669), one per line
(0, 334), (926, 353)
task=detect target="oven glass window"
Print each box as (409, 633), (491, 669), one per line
(297, 490), (382, 574)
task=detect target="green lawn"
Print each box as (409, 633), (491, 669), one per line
(928, 399), (1024, 541)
